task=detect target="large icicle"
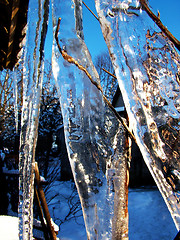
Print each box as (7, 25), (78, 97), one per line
(95, 0), (180, 230)
(52, 0), (129, 239)
(18, 0), (49, 239)
(13, 67), (18, 134)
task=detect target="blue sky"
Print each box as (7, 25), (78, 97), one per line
(45, 1), (180, 60)
(82, 0), (180, 60)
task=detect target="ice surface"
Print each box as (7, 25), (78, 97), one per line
(18, 0), (49, 239)
(13, 68), (18, 134)
(95, 0), (180, 230)
(52, 0), (129, 239)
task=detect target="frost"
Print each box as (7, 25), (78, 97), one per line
(52, 0), (128, 239)
(18, 0), (49, 239)
(95, 0), (180, 230)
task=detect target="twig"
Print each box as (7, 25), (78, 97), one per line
(140, 0), (180, 51)
(55, 17), (137, 144)
(82, 1), (99, 22)
(102, 67), (117, 79)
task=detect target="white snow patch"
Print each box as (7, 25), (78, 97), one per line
(0, 216), (19, 240)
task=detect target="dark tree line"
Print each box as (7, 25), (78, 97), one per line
(0, 52), (116, 215)
(0, 52), (114, 174)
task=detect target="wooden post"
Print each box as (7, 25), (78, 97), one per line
(6, 0), (20, 68)
(34, 162), (57, 240)
(34, 186), (50, 240)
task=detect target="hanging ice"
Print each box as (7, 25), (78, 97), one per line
(13, 68), (18, 134)
(18, 0), (49, 239)
(95, 0), (180, 230)
(52, 0), (129, 239)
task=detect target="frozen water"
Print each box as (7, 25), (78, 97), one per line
(13, 68), (18, 134)
(95, 0), (180, 230)
(52, 0), (129, 239)
(18, 0), (49, 239)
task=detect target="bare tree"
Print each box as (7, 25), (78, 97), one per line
(94, 51), (118, 102)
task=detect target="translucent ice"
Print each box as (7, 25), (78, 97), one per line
(13, 68), (18, 134)
(52, 0), (129, 239)
(95, 0), (180, 230)
(18, 0), (49, 239)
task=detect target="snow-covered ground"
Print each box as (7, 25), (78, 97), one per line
(0, 158), (177, 240)
(46, 181), (177, 240)
(0, 216), (19, 240)
(128, 188), (177, 240)
(0, 183), (178, 240)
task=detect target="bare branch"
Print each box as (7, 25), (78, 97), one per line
(102, 67), (117, 79)
(140, 0), (180, 51)
(82, 1), (99, 22)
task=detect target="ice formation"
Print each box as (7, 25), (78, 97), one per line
(13, 68), (18, 134)
(18, 0), (49, 239)
(16, 0), (180, 238)
(95, 0), (180, 230)
(52, 0), (129, 239)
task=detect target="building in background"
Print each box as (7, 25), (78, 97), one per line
(112, 87), (155, 187)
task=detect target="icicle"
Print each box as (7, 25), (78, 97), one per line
(13, 68), (18, 134)
(18, 0), (49, 239)
(95, 0), (180, 230)
(52, 0), (128, 239)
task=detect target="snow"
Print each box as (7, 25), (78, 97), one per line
(114, 106), (125, 112)
(0, 216), (19, 240)
(1, 186), (177, 240)
(45, 181), (86, 239)
(128, 188), (177, 240)
(46, 181), (177, 240)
